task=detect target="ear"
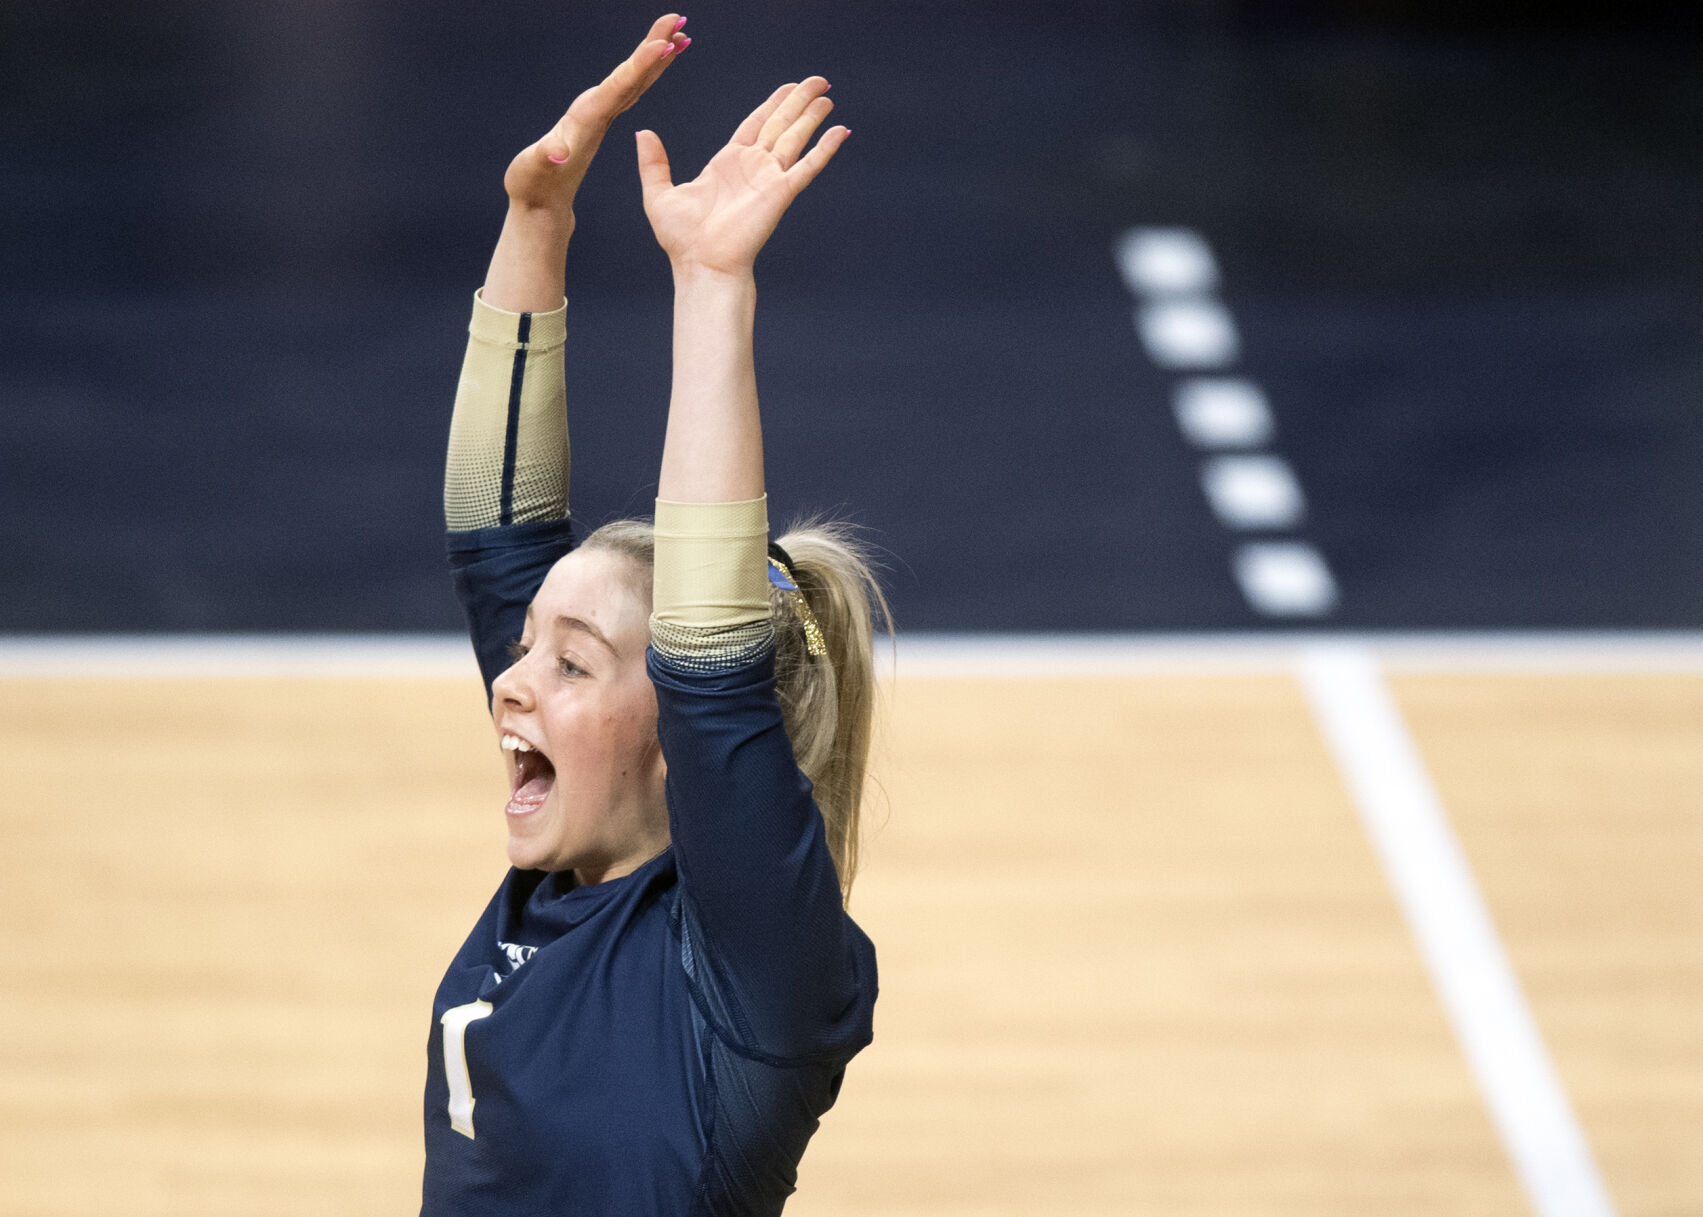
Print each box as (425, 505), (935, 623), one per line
(642, 734), (670, 828)
(639, 713), (669, 787)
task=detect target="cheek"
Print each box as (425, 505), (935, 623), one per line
(612, 688), (661, 753)
(603, 685), (660, 767)
(544, 687), (657, 767)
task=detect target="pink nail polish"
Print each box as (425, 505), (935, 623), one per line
(679, 36), (691, 50)
(547, 153), (569, 164)
(660, 42), (674, 55)
(674, 16), (687, 30)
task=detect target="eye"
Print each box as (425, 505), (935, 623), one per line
(507, 640), (531, 663)
(557, 657), (585, 678)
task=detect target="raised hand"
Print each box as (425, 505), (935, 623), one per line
(485, 15), (688, 311)
(636, 77), (849, 276)
(503, 13), (691, 224)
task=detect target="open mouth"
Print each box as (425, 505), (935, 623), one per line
(501, 734), (557, 817)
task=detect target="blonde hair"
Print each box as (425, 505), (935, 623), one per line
(577, 517), (891, 903)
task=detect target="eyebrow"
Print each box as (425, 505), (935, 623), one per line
(553, 614), (619, 657)
(519, 606), (622, 658)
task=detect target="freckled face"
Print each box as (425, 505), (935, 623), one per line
(489, 549), (668, 882)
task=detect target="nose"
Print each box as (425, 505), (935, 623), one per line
(492, 649), (534, 711)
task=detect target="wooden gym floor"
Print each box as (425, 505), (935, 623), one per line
(0, 638), (1698, 1216)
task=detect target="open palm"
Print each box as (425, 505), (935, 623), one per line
(637, 78), (847, 274)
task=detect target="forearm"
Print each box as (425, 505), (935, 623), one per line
(657, 266), (763, 502)
(651, 266), (771, 658)
(640, 74), (844, 636)
(443, 220), (573, 685)
(481, 206), (574, 314)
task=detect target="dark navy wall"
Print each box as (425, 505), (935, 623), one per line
(3, 1), (1699, 630)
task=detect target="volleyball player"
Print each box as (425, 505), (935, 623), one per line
(423, 16), (885, 1214)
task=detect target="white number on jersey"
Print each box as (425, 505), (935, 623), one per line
(440, 1000), (494, 1138)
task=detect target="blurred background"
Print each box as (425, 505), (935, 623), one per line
(4, 4), (1702, 1216)
(4, 0), (1699, 633)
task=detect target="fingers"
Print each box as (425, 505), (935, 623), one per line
(786, 124), (850, 190)
(634, 13), (689, 74)
(637, 13), (691, 83)
(642, 12), (684, 46)
(634, 129), (675, 207)
(574, 16), (688, 132)
(607, 29), (687, 101)
(757, 77), (829, 151)
(772, 95), (834, 168)
(731, 83), (797, 146)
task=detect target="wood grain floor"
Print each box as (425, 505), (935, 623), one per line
(1, 664), (1697, 1215)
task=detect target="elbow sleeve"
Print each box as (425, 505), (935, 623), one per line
(650, 496), (774, 671)
(444, 290), (570, 531)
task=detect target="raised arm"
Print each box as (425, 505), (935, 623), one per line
(637, 82), (871, 1061)
(444, 16), (689, 694)
(638, 77), (845, 503)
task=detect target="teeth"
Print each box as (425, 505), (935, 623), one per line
(500, 734), (536, 753)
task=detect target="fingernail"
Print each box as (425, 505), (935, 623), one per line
(660, 41), (675, 55)
(679, 36), (691, 50)
(547, 152), (569, 164)
(674, 16), (687, 30)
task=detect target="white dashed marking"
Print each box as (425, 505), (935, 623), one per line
(1115, 226), (1338, 618)
(1233, 541), (1338, 616)
(1136, 300), (1240, 369)
(1201, 455), (1306, 529)
(1114, 227), (1221, 296)
(1173, 377), (1274, 448)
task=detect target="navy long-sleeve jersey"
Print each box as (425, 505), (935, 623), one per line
(422, 519), (878, 1216)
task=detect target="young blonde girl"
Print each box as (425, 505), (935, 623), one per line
(426, 16), (885, 1214)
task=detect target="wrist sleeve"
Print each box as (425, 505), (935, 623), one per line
(650, 496), (774, 671)
(444, 289), (570, 531)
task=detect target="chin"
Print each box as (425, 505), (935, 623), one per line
(505, 821), (557, 872)
(507, 838), (563, 872)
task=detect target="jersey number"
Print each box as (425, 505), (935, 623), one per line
(440, 1000), (494, 1139)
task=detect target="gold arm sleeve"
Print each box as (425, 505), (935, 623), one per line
(651, 496), (775, 668)
(443, 289), (570, 531)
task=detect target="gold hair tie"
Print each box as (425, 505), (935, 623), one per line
(766, 552), (828, 658)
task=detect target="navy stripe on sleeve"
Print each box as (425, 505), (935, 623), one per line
(497, 311), (532, 526)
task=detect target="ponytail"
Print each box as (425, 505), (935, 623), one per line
(769, 520), (892, 904)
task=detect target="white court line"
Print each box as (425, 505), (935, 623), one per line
(0, 634), (483, 679)
(2, 632), (1703, 678)
(887, 632), (1703, 676)
(1301, 643), (1617, 1217)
